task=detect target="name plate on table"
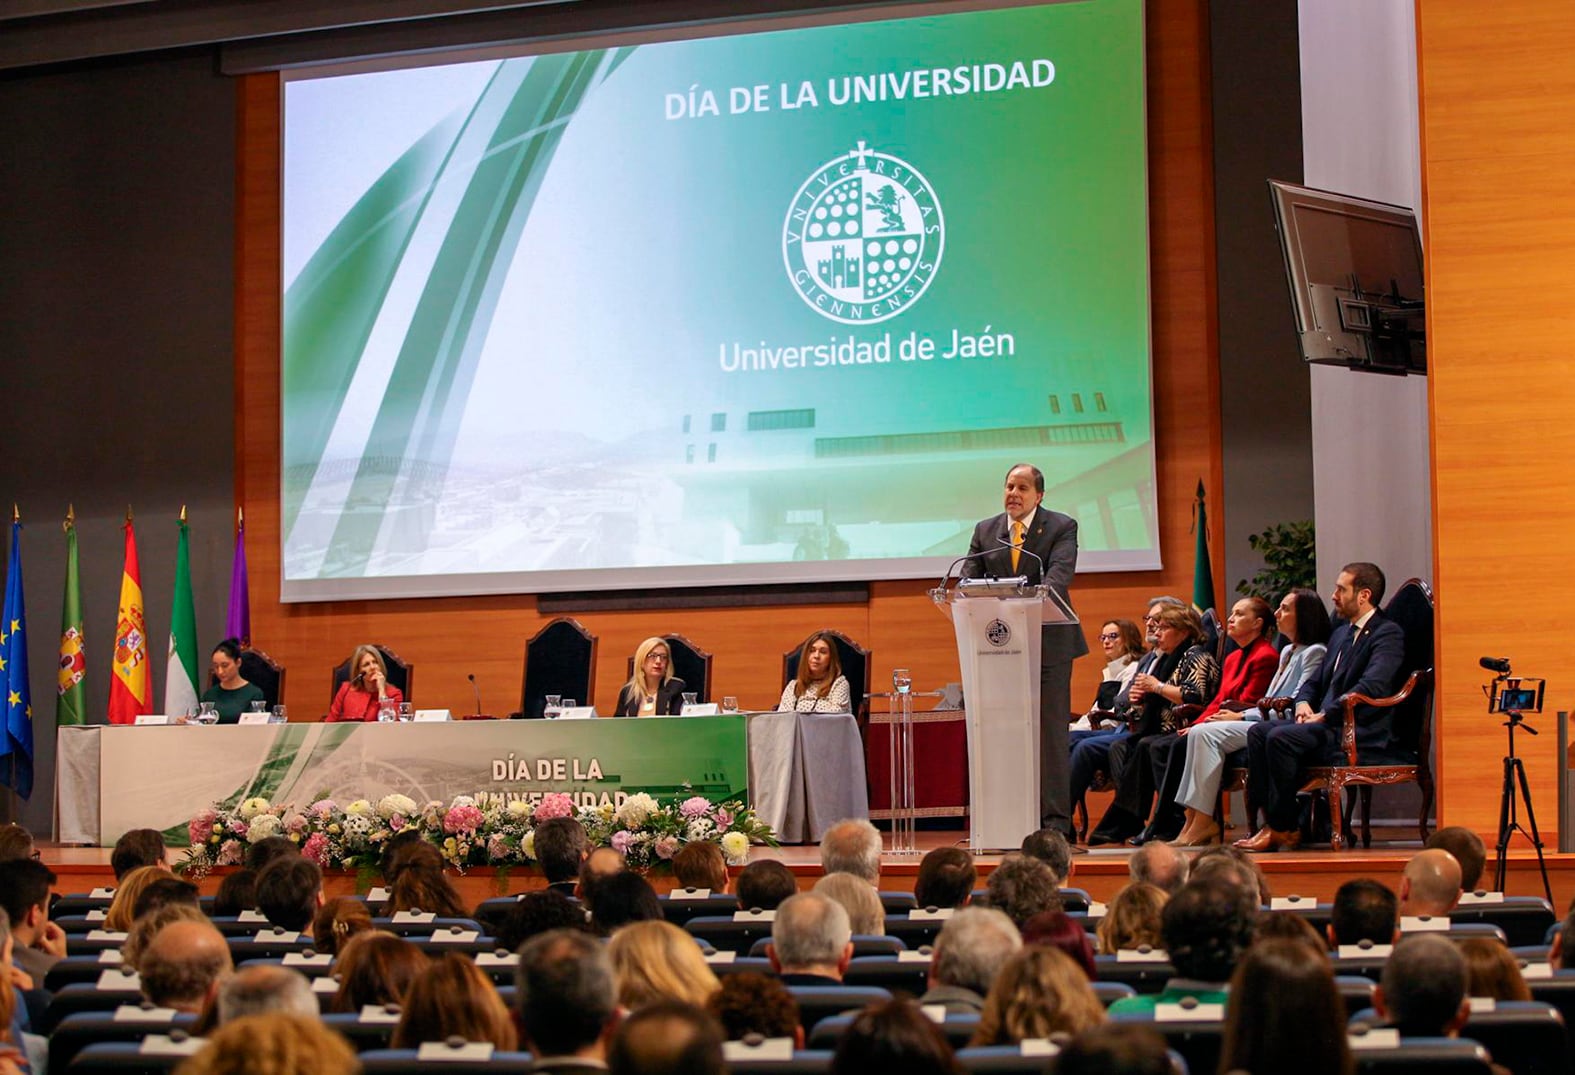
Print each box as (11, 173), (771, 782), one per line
(1458, 890), (1506, 905)
(134, 715), (171, 726)
(87, 930), (129, 942)
(1348, 1028), (1401, 1050)
(418, 1042), (494, 1061)
(897, 950), (933, 964)
(1085, 901), (1108, 919)
(553, 706), (597, 720)
(475, 952), (520, 967)
(359, 1005), (403, 1024)
(1521, 961), (1554, 980)
(1270, 895), (1317, 910)
(1338, 943), (1393, 959)
(680, 703), (721, 716)
(141, 1035), (206, 1057)
(312, 977), (340, 994)
(367, 887), (390, 902)
(114, 1005), (178, 1023)
(414, 709), (451, 722)
(921, 1005), (947, 1023)
(254, 930), (301, 943)
(733, 910), (776, 922)
(908, 908), (954, 921)
(98, 950), (124, 964)
(97, 969), (141, 989)
(86, 909), (107, 922)
(669, 888), (712, 900)
(1468, 997), (1497, 1013)
(1019, 1039), (1061, 1058)
(704, 951), (737, 964)
(391, 911), (436, 923)
(238, 712), (271, 725)
(1116, 948), (1169, 962)
(1400, 915), (1449, 932)
(429, 929), (481, 944)
(283, 951), (333, 966)
(90, 887), (116, 899)
(237, 910), (269, 923)
(1154, 1002), (1224, 1022)
(723, 1038), (794, 1062)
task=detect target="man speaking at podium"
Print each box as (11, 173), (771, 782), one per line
(960, 463), (1088, 838)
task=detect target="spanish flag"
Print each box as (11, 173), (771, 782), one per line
(108, 513), (151, 724)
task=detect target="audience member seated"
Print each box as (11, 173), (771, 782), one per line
(813, 872), (885, 935)
(245, 835), (300, 872)
(1097, 882), (1168, 955)
(590, 871), (663, 935)
(1022, 910), (1097, 978)
(392, 952), (519, 1050)
(608, 919), (721, 1010)
(200, 638), (268, 722)
(1426, 827), (1488, 893)
(779, 633), (852, 714)
(1190, 845), (1271, 903)
(255, 856), (322, 934)
(0, 920), (27, 1075)
(1070, 619), (1145, 739)
(496, 890), (592, 953)
(385, 840), (467, 918)
(707, 972), (802, 1045)
(1056, 1024), (1172, 1075)
(111, 827), (168, 880)
(1549, 911), (1575, 969)
(578, 846), (627, 903)
(215, 965), (319, 1024)
(983, 853), (1062, 929)
(1019, 828), (1074, 887)
(735, 860), (799, 912)
(329, 931), (426, 1013)
(0, 825), (33, 864)
(1089, 603), (1220, 846)
(1329, 878), (1399, 949)
(105, 865), (168, 932)
(1373, 934), (1476, 1038)
(516, 928), (620, 1072)
(1459, 937), (1531, 1001)
(123, 904), (208, 970)
(327, 643), (404, 722)
(211, 870), (257, 918)
(767, 892), (853, 986)
(819, 818), (881, 885)
(616, 636), (689, 717)
(377, 829), (425, 882)
(1235, 562), (1406, 853)
(913, 848), (975, 910)
(1107, 878), (1255, 1014)
(312, 896), (373, 956)
(971, 946), (1106, 1046)
(1399, 848), (1462, 917)
(140, 919), (233, 1015)
(1170, 589), (1330, 846)
(920, 907), (1021, 1015)
(536, 816), (590, 896)
(0, 860), (65, 981)
(132, 875), (201, 921)
(672, 840), (729, 895)
(608, 1000), (726, 1075)
(832, 997), (963, 1075)
(1128, 841), (1188, 896)
(1220, 937), (1352, 1075)
(177, 1013), (358, 1075)
(1252, 909), (1328, 955)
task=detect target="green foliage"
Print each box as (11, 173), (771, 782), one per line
(1235, 520), (1317, 602)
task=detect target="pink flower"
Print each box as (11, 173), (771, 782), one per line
(655, 836), (680, 860)
(218, 839), (243, 866)
(610, 830), (635, 854)
(301, 832), (329, 866)
(310, 799), (338, 818)
(443, 805), (484, 834)
(229, 820), (249, 839)
(487, 833), (510, 859)
(284, 813), (308, 834)
(390, 815), (407, 832)
(188, 809), (217, 845)
(533, 793), (575, 822)
(679, 796), (711, 819)
(714, 809), (734, 828)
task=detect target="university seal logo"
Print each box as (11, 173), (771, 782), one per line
(783, 141), (944, 325)
(985, 619), (1012, 647)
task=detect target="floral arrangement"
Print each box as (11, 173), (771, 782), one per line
(179, 789), (776, 876)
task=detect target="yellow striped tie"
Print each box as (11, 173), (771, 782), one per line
(1011, 520), (1023, 572)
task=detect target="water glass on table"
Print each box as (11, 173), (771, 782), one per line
(722, 696), (740, 713)
(543, 694), (562, 719)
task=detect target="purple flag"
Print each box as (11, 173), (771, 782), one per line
(226, 511), (250, 647)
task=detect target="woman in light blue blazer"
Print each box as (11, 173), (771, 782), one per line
(1168, 589), (1334, 845)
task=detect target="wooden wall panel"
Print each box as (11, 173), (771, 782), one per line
(234, 3), (1221, 725)
(1419, 4), (1575, 839)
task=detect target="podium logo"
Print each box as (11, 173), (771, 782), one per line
(783, 141), (944, 325)
(985, 619), (1012, 647)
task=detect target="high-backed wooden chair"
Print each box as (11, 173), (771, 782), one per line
(210, 646), (285, 709)
(781, 630), (871, 721)
(624, 633), (713, 704)
(519, 617), (597, 719)
(330, 645), (412, 705)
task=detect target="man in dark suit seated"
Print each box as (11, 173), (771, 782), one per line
(1235, 562), (1406, 852)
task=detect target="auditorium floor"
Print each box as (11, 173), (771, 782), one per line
(39, 831), (1575, 909)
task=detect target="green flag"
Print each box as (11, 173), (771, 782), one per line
(56, 509), (86, 727)
(1192, 479), (1216, 614)
(163, 513), (199, 717)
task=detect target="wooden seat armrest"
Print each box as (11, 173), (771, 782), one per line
(1258, 696), (1293, 713)
(1336, 670), (1429, 764)
(1171, 703), (1204, 727)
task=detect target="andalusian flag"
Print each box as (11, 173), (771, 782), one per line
(57, 507), (86, 727)
(1, 516), (34, 798)
(1191, 478), (1216, 615)
(163, 510), (199, 718)
(226, 507), (250, 648)
(108, 513), (151, 724)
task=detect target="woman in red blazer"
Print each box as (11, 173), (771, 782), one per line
(327, 644), (404, 722)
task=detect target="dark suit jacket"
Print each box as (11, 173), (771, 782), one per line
(1294, 611), (1407, 758)
(961, 505), (1089, 665)
(614, 677), (688, 717)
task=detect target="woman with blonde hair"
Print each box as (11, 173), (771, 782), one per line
(971, 946), (1107, 1046)
(1096, 882), (1169, 954)
(105, 865), (167, 932)
(813, 872), (885, 936)
(615, 637), (688, 717)
(779, 632), (851, 713)
(175, 1014), (357, 1075)
(327, 643), (403, 722)
(392, 953), (518, 1050)
(607, 919), (721, 1009)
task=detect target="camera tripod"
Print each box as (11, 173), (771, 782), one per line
(1493, 708), (1552, 903)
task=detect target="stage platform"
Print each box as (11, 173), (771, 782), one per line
(39, 831), (1575, 910)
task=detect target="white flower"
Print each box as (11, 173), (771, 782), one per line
(377, 794), (418, 819)
(450, 795), (476, 809)
(522, 831), (536, 861)
(720, 832), (750, 865)
(246, 814), (282, 843)
(342, 814), (373, 839)
(237, 797), (272, 820)
(686, 817), (717, 841)
(506, 800), (532, 820)
(345, 799), (373, 818)
(616, 793), (659, 829)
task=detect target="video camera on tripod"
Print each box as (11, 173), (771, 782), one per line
(1480, 655), (1552, 900)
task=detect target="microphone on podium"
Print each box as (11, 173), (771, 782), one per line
(468, 673), (483, 718)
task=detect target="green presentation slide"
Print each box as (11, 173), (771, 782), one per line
(281, 0), (1156, 600)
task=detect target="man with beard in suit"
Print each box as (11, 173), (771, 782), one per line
(961, 463), (1089, 837)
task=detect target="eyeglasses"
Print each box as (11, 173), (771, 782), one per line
(1143, 616), (1162, 625)
(1098, 632), (1121, 642)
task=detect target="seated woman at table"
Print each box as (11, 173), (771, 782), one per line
(199, 638), (267, 723)
(327, 644), (403, 722)
(614, 636), (687, 717)
(778, 632), (852, 713)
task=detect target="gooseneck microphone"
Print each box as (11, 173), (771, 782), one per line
(468, 673), (482, 717)
(1479, 656), (1513, 674)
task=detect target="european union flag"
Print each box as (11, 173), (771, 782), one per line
(1, 519), (33, 799)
